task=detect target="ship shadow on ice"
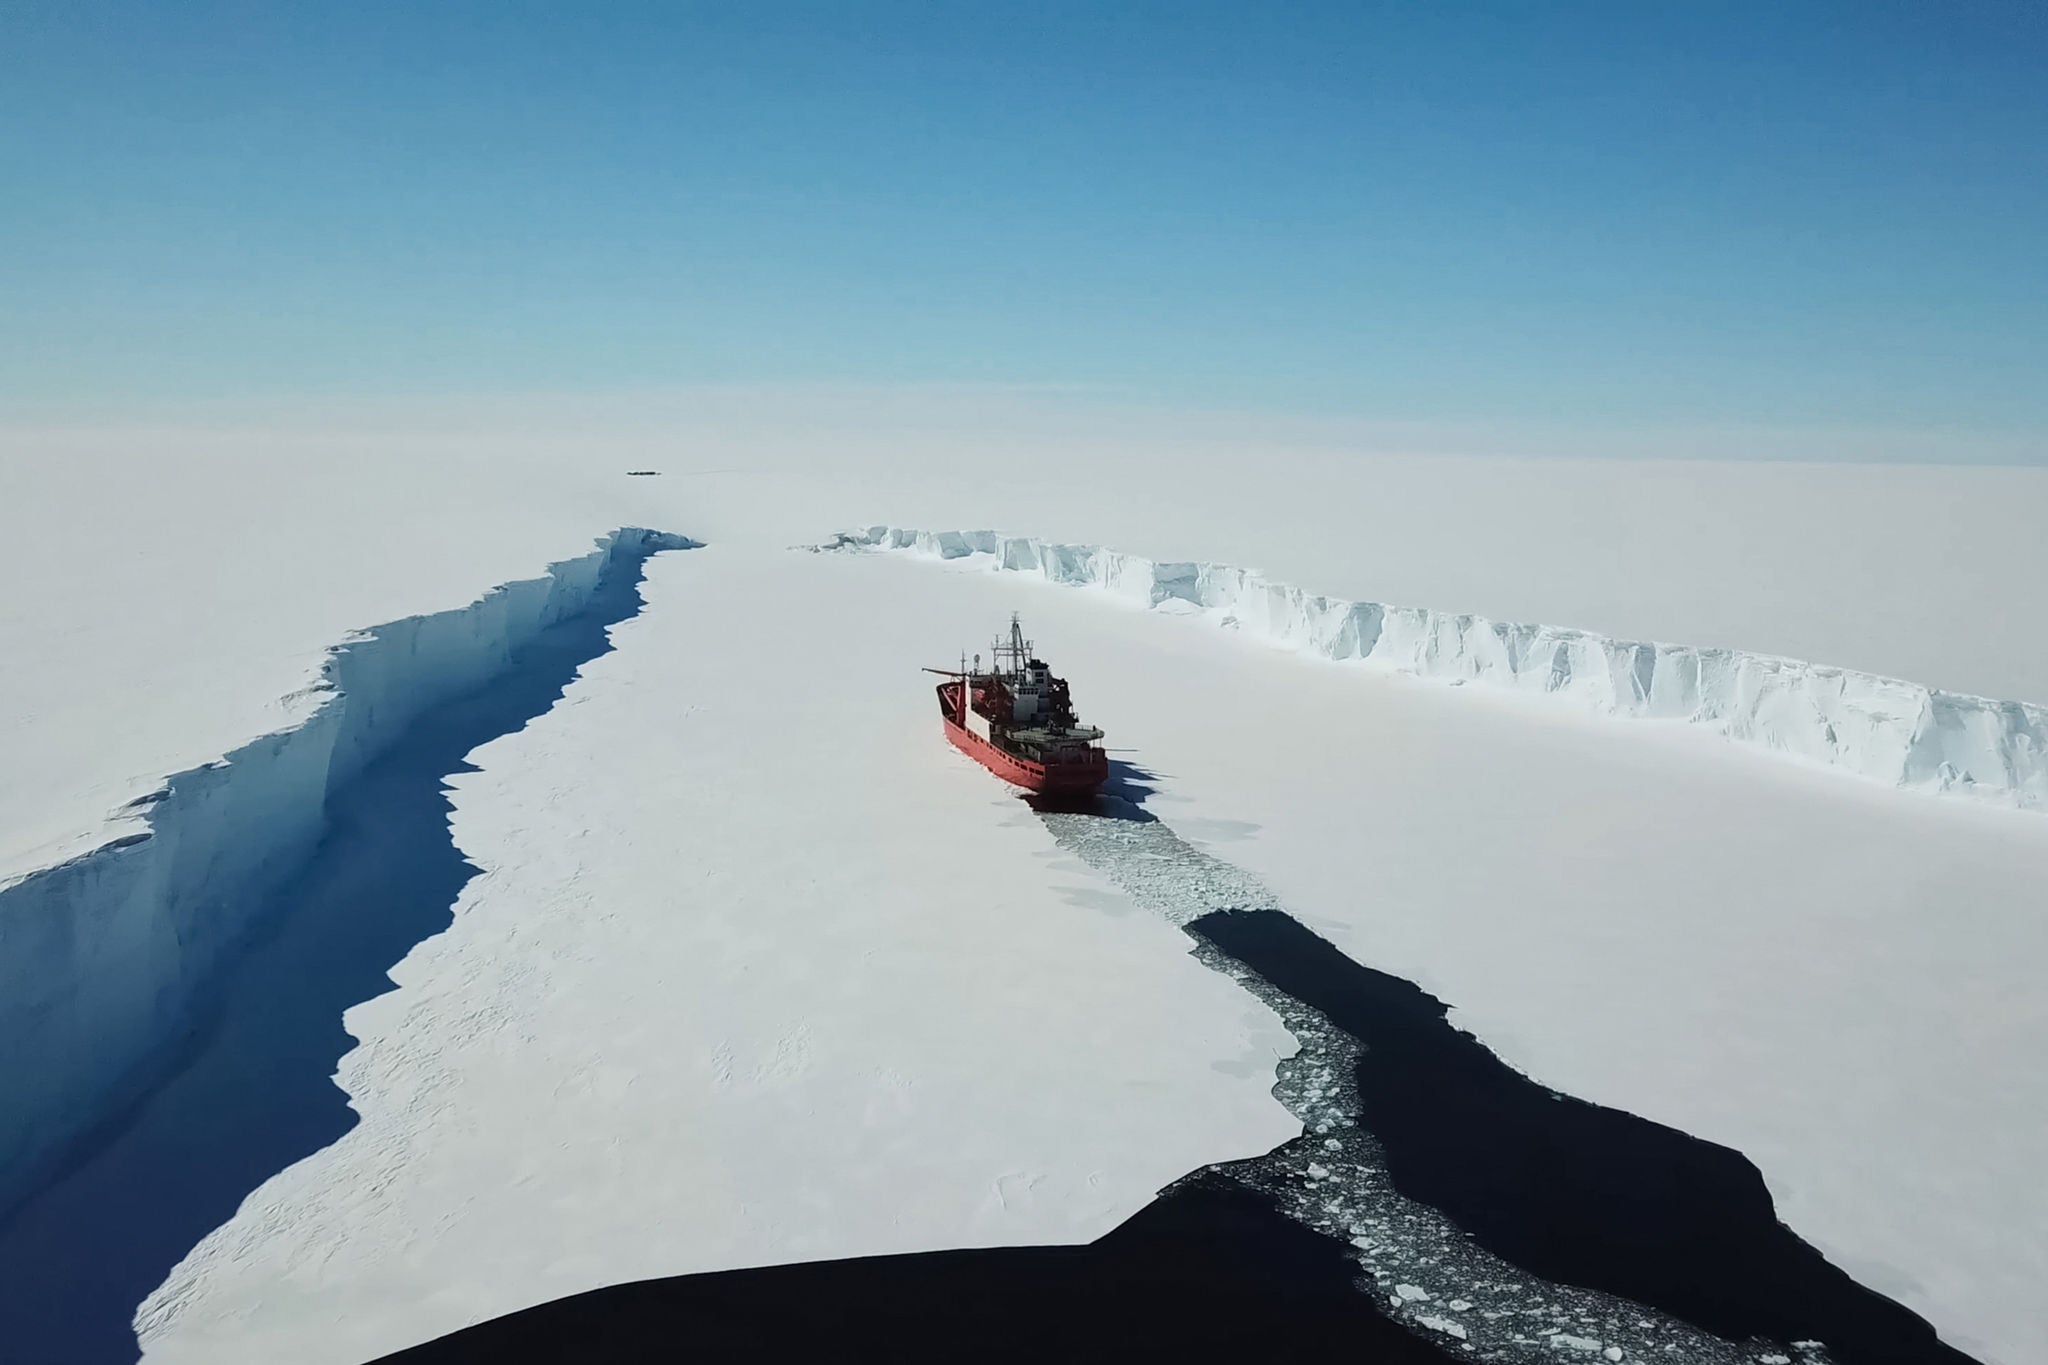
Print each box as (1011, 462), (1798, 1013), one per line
(0, 551), (679, 1364)
(1023, 756), (1164, 823)
(376, 1169), (1461, 1365)
(1187, 908), (1976, 1365)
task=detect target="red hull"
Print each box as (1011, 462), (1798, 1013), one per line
(943, 716), (1108, 794)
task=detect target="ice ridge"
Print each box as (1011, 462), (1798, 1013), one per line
(833, 526), (2047, 814)
(0, 528), (695, 1214)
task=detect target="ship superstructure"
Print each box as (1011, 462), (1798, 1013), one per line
(927, 614), (1109, 795)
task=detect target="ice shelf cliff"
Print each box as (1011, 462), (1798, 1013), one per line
(833, 526), (2047, 814)
(0, 529), (693, 1216)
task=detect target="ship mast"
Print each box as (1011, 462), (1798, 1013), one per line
(993, 611), (1033, 678)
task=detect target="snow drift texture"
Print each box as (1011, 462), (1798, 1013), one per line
(0, 528), (692, 1212)
(839, 527), (2048, 814)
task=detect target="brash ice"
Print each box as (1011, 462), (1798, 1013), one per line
(928, 614), (1110, 795)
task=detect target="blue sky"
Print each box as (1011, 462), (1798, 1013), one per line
(3, 1), (2044, 436)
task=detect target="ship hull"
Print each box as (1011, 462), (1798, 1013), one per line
(942, 716), (1108, 795)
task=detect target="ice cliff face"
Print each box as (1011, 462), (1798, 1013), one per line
(835, 527), (2048, 814)
(0, 528), (693, 1214)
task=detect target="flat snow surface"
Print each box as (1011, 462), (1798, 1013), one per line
(133, 545), (1297, 1365)
(6, 410), (2048, 1363)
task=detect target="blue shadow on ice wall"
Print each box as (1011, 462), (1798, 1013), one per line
(0, 540), (690, 1364)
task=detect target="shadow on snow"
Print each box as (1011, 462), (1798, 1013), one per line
(377, 1170), (1460, 1365)
(1022, 756), (1163, 823)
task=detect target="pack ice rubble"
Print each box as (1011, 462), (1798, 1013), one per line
(0, 528), (692, 1214)
(836, 527), (2048, 813)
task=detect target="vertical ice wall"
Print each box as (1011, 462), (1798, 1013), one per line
(0, 528), (691, 1215)
(834, 527), (2048, 813)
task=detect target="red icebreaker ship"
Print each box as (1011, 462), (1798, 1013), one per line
(928, 614), (1109, 796)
